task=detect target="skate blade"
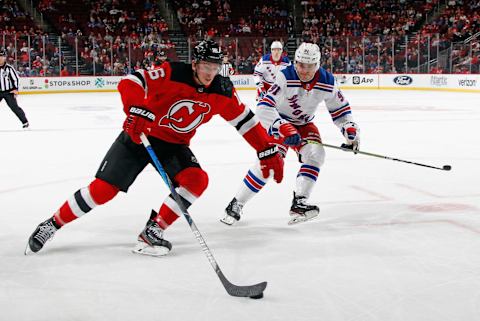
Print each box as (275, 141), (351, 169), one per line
(24, 243), (34, 255)
(132, 242), (170, 257)
(288, 211), (319, 225)
(220, 215), (237, 226)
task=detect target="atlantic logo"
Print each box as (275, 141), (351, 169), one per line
(231, 78), (251, 86)
(430, 76), (447, 87)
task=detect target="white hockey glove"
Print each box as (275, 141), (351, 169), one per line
(341, 121), (360, 153)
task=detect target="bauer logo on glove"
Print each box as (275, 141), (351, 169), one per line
(257, 145), (284, 183)
(129, 106), (156, 121)
(124, 106), (156, 144)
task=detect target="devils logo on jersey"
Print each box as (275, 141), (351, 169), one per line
(159, 100), (211, 133)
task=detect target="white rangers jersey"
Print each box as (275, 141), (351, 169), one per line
(256, 64), (354, 135)
(253, 54), (291, 92)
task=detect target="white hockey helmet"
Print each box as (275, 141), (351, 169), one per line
(270, 41), (283, 50)
(295, 42), (320, 67)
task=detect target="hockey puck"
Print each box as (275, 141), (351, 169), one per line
(443, 165), (452, 171)
(249, 293), (264, 299)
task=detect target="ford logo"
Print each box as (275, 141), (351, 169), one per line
(393, 75), (413, 85)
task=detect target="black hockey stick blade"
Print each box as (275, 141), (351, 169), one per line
(218, 270), (267, 297)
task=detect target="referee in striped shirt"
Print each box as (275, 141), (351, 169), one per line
(219, 55), (235, 78)
(0, 48), (29, 128)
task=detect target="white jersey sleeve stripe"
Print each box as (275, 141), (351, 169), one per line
(125, 69), (147, 91)
(228, 107), (250, 127)
(229, 109), (259, 135)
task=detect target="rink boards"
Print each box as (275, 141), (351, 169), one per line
(17, 73), (480, 94)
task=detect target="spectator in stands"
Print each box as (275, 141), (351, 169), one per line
(60, 66), (71, 77)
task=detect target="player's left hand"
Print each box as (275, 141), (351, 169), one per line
(258, 145), (284, 183)
(341, 121), (360, 153)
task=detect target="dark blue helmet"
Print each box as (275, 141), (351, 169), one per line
(0, 48), (7, 56)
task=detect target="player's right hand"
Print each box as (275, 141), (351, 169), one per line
(258, 145), (284, 183)
(123, 106), (156, 144)
(341, 121), (360, 153)
(279, 122), (301, 146)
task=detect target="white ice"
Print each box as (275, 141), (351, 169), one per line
(1, 89), (479, 321)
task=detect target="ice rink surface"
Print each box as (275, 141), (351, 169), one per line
(1, 89), (479, 321)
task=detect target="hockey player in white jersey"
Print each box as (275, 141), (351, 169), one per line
(253, 41), (291, 101)
(222, 42), (360, 225)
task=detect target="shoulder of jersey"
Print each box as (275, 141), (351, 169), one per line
(262, 53), (271, 62)
(281, 56), (291, 64)
(280, 64), (299, 81)
(209, 75), (234, 98)
(318, 67), (335, 86)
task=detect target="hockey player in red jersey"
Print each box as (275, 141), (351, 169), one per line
(25, 39), (284, 256)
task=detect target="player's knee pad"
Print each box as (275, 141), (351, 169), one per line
(299, 143), (325, 168)
(174, 167), (209, 197)
(89, 178), (120, 205)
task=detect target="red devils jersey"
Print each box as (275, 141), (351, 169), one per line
(117, 62), (271, 151)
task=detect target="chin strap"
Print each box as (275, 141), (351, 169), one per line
(193, 70), (203, 86)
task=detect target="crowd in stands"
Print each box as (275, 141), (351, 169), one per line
(1, 0), (479, 75)
(171, 0), (292, 73)
(0, 0), (59, 76)
(2, 0), (177, 76)
(300, 0), (439, 42)
(173, 0), (291, 38)
(420, 0), (480, 72)
(38, 0), (177, 75)
(300, 0), (480, 73)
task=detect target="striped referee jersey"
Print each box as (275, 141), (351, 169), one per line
(0, 63), (20, 92)
(220, 62), (234, 77)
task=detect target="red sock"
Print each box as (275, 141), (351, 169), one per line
(154, 168), (209, 229)
(53, 178), (119, 226)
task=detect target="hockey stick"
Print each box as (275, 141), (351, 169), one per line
(140, 133), (267, 298)
(314, 141), (452, 171)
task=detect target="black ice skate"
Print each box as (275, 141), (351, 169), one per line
(25, 217), (59, 255)
(220, 198), (243, 226)
(288, 192), (319, 225)
(132, 210), (172, 257)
